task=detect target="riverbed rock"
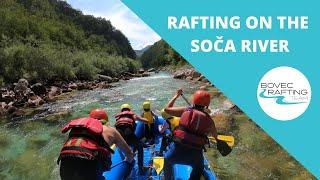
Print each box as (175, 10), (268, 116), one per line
(97, 82), (112, 89)
(0, 102), (6, 115)
(68, 83), (78, 90)
(198, 85), (209, 91)
(195, 75), (210, 83)
(112, 78), (119, 82)
(31, 83), (47, 96)
(27, 95), (45, 107)
(98, 75), (113, 83)
(147, 68), (155, 72)
(141, 72), (150, 77)
(122, 76), (132, 80)
(14, 79), (29, 92)
(173, 71), (186, 79)
(191, 70), (201, 79)
(48, 86), (61, 97)
(1, 90), (15, 103)
(11, 109), (26, 117)
(7, 104), (18, 114)
(47, 86), (61, 102)
(138, 68), (145, 74)
(62, 88), (72, 93)
(186, 76), (193, 81)
(222, 99), (243, 115)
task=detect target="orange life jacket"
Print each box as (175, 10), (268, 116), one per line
(114, 111), (135, 128)
(173, 107), (213, 149)
(58, 117), (113, 170)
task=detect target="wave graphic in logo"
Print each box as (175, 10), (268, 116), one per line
(259, 89), (306, 105)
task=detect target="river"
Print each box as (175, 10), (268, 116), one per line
(0, 72), (314, 179)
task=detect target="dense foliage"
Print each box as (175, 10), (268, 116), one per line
(140, 40), (186, 68)
(0, 0), (138, 86)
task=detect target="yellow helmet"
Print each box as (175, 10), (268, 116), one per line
(143, 101), (151, 110)
(121, 103), (131, 111)
(161, 109), (172, 119)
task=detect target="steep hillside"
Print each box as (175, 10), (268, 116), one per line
(140, 40), (186, 68)
(135, 45), (151, 57)
(0, 0), (138, 85)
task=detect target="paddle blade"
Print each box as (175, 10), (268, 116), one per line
(217, 135), (234, 147)
(208, 135), (235, 147)
(217, 140), (232, 156)
(110, 144), (116, 150)
(153, 157), (164, 174)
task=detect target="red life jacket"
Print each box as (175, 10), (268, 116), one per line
(173, 107), (213, 149)
(114, 111), (135, 128)
(58, 117), (114, 170)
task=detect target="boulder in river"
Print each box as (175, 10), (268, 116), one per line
(31, 83), (47, 96)
(48, 86), (61, 97)
(47, 86), (61, 102)
(147, 68), (155, 72)
(98, 75), (113, 83)
(28, 95), (45, 107)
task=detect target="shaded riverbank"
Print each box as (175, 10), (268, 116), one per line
(0, 72), (314, 179)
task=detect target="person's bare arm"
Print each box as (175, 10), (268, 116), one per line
(104, 127), (134, 162)
(134, 114), (149, 123)
(164, 89), (185, 117)
(166, 89), (182, 108)
(113, 129), (134, 162)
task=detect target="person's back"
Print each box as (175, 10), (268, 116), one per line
(141, 101), (157, 144)
(114, 104), (149, 174)
(174, 106), (214, 149)
(163, 89), (218, 180)
(59, 109), (133, 180)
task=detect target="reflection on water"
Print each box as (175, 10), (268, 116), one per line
(0, 72), (315, 179)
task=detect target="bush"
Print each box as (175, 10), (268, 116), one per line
(73, 52), (98, 81)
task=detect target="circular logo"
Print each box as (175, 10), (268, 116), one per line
(257, 66), (311, 121)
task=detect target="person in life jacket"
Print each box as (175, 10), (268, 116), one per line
(163, 89), (218, 180)
(158, 109), (180, 155)
(141, 101), (157, 145)
(114, 103), (149, 174)
(58, 108), (134, 180)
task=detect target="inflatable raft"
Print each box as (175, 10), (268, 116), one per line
(103, 116), (216, 180)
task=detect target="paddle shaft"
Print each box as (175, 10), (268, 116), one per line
(181, 94), (191, 106)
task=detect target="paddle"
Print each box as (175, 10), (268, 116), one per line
(208, 135), (234, 147)
(180, 93), (233, 156)
(153, 156), (164, 175)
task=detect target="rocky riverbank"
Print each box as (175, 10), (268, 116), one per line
(165, 66), (213, 88)
(165, 65), (244, 129)
(0, 71), (151, 118)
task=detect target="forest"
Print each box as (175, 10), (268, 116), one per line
(0, 0), (139, 86)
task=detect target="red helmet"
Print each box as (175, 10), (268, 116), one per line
(89, 109), (108, 121)
(192, 90), (211, 107)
